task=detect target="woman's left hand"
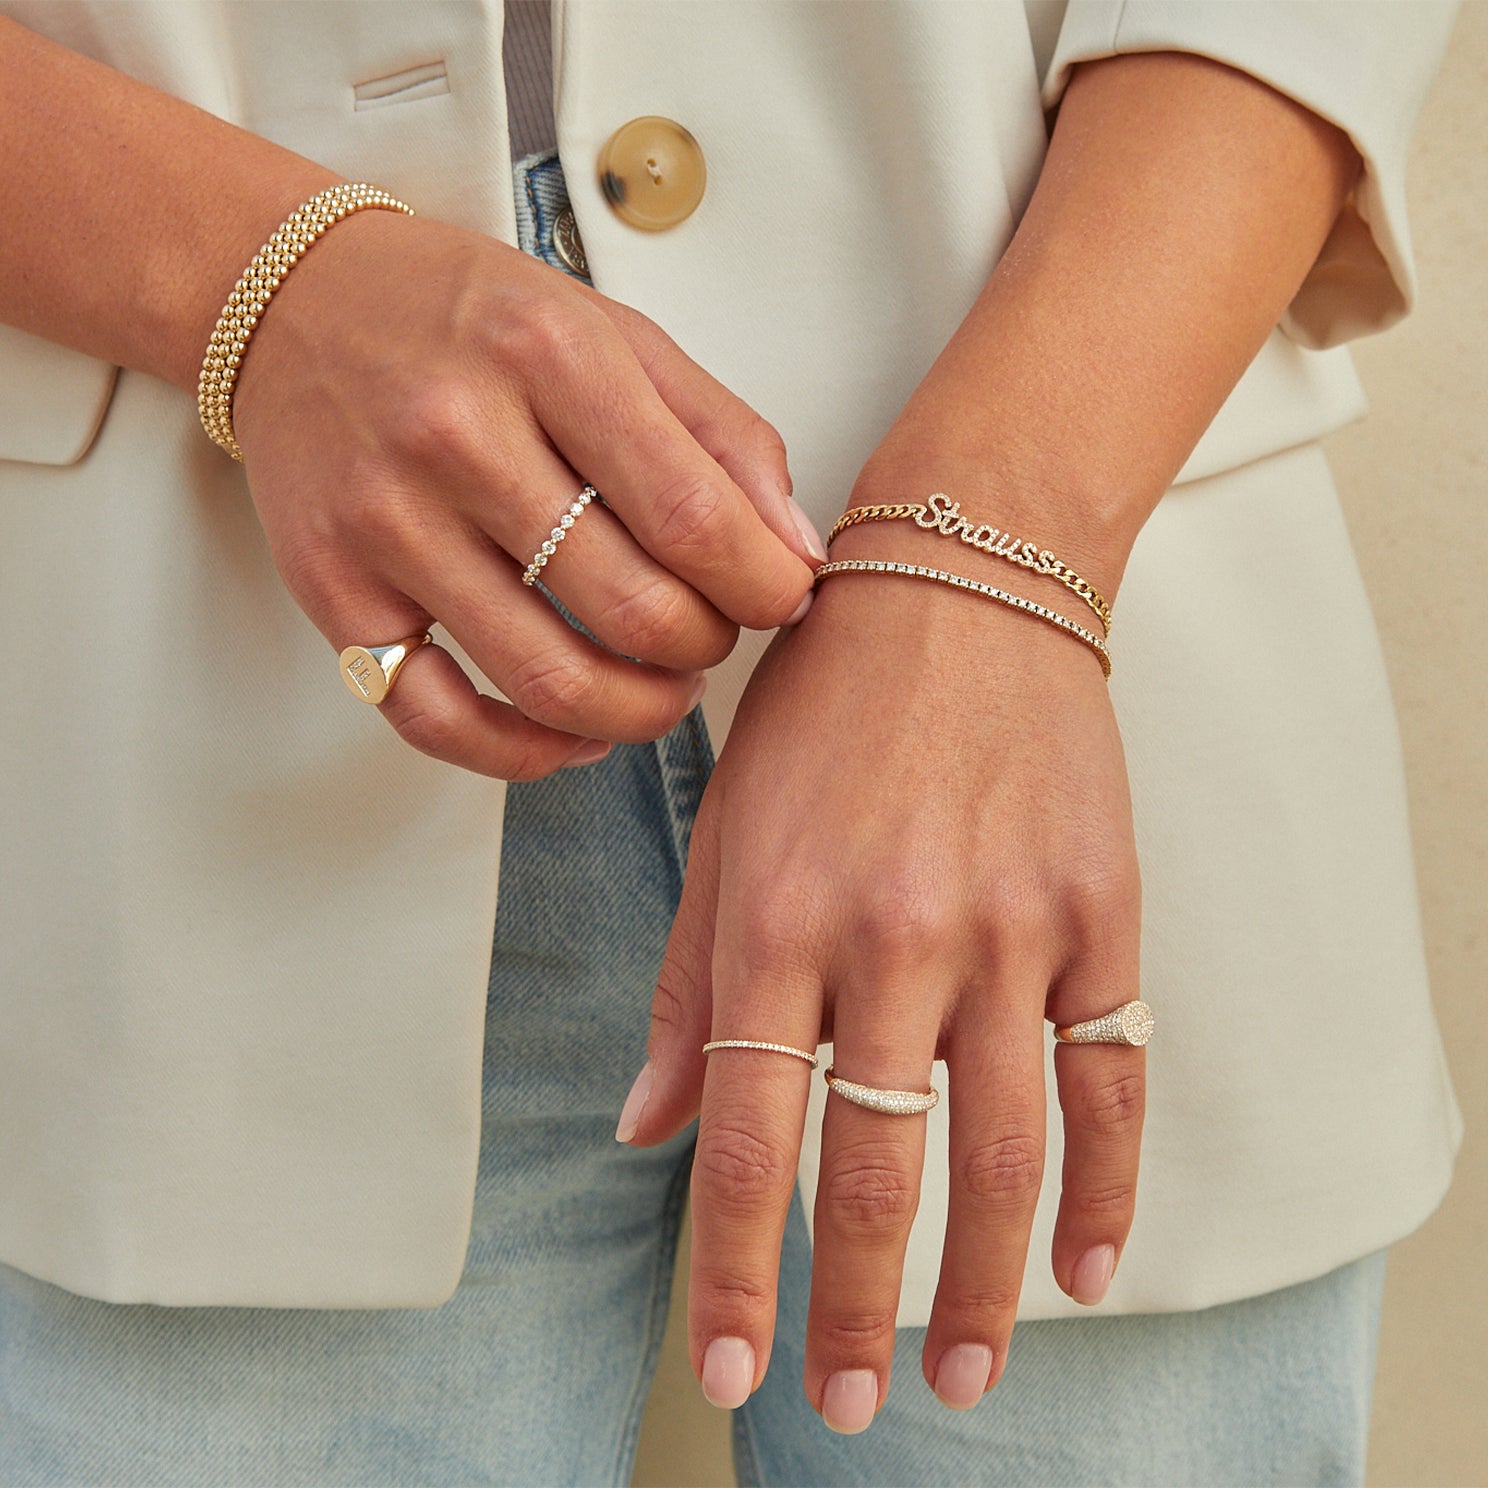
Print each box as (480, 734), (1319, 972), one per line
(616, 454), (1147, 1431)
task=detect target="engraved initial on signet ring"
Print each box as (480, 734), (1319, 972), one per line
(338, 632), (433, 704)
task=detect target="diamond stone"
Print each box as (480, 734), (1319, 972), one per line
(824, 1066), (939, 1115)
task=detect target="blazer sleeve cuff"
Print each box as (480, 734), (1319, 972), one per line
(1039, 0), (1458, 349)
(0, 324), (119, 467)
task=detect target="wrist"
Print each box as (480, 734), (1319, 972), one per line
(168, 163), (350, 397)
(801, 550), (1115, 703)
(841, 442), (1141, 615)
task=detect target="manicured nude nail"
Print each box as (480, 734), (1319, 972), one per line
(1071, 1243), (1116, 1305)
(614, 1060), (653, 1143)
(701, 1336), (755, 1409)
(788, 496), (828, 562)
(562, 738), (611, 767)
(786, 590), (814, 626)
(687, 674), (708, 710)
(822, 1369), (878, 1434)
(933, 1343), (993, 1410)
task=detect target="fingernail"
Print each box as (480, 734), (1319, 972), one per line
(562, 738), (611, 768)
(788, 496), (828, 562)
(614, 1060), (653, 1143)
(687, 674), (708, 710)
(821, 1369), (878, 1434)
(1071, 1243), (1116, 1305)
(701, 1336), (755, 1409)
(932, 1343), (993, 1409)
(785, 590), (813, 627)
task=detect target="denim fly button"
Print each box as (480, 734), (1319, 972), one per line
(553, 204), (588, 275)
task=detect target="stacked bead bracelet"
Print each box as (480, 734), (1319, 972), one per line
(197, 183), (416, 461)
(818, 497), (1113, 679)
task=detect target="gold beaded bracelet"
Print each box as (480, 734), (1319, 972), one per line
(197, 182), (416, 461)
(827, 495), (1113, 637)
(813, 557), (1112, 678)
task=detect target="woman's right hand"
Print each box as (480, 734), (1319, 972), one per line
(232, 202), (822, 779)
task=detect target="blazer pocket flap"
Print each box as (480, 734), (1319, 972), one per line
(0, 324), (119, 466)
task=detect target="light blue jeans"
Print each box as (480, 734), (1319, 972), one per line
(0, 151), (1388, 1488)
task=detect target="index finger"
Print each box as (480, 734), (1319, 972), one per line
(688, 963), (822, 1410)
(526, 329), (814, 631)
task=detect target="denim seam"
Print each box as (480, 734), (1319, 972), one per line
(536, 158), (559, 253)
(608, 1134), (697, 1485)
(522, 165), (544, 261)
(654, 710), (715, 880)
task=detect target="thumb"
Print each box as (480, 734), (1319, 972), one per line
(616, 794), (721, 1145)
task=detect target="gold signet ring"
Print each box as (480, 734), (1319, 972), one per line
(338, 632), (433, 704)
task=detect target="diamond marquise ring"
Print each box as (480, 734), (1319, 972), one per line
(823, 1065), (940, 1116)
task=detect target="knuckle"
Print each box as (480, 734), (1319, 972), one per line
(498, 296), (586, 374)
(389, 696), (462, 762)
(651, 473), (730, 556)
(734, 885), (825, 980)
(694, 1123), (794, 1207)
(337, 482), (419, 556)
(384, 378), (484, 471)
(647, 971), (692, 1042)
(601, 575), (692, 659)
(1063, 861), (1141, 940)
(645, 688), (698, 742)
(749, 412), (789, 468)
(957, 1134), (1044, 1208)
(852, 880), (952, 962)
(689, 1266), (771, 1317)
(273, 536), (342, 614)
(822, 1160), (918, 1235)
(1079, 1072), (1146, 1137)
(818, 1307), (897, 1353)
(503, 646), (599, 725)
(1073, 1179), (1136, 1221)
(691, 617), (740, 671)
(498, 735), (565, 783)
(978, 879), (1054, 952)
(940, 1282), (1023, 1322)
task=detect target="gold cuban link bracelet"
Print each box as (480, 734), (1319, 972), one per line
(812, 558), (1112, 679)
(197, 182), (416, 461)
(827, 495), (1113, 637)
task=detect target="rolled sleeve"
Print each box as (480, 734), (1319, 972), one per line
(1040, 1), (1458, 348)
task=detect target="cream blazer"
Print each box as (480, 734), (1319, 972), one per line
(0, 0), (1463, 1322)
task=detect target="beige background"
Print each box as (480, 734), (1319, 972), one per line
(631, 8), (1488, 1485)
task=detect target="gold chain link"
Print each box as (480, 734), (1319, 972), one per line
(826, 501), (1113, 636)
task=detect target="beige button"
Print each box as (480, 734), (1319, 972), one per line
(597, 116), (706, 231)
